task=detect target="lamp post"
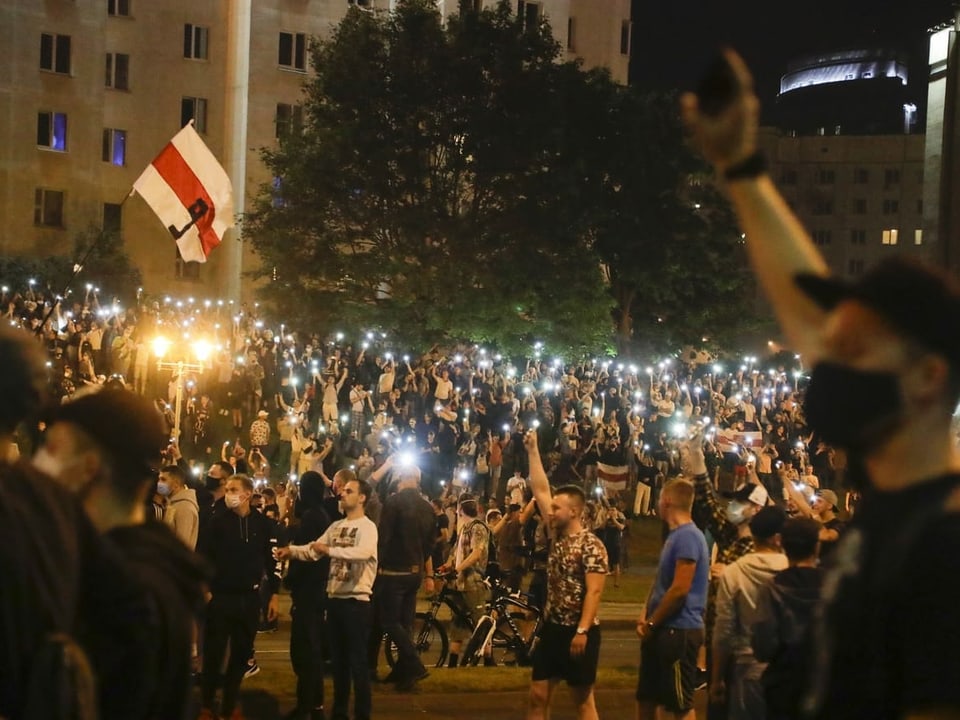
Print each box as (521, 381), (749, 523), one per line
(153, 336), (212, 440)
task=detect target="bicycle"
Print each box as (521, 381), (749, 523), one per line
(460, 577), (543, 667)
(383, 569), (477, 670)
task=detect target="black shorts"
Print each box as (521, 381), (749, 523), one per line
(531, 622), (601, 687)
(635, 626), (704, 713)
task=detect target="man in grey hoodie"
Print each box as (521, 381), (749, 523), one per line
(711, 505), (788, 720)
(161, 464), (200, 550)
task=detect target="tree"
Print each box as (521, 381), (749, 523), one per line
(586, 84), (767, 357)
(246, 0), (615, 358)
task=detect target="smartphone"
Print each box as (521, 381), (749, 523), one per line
(696, 52), (739, 117)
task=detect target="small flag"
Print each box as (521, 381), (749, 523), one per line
(597, 462), (629, 492)
(132, 122), (233, 263)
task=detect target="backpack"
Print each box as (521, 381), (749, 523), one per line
(465, 518), (499, 581)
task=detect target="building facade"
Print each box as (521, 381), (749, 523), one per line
(0, 0), (631, 301)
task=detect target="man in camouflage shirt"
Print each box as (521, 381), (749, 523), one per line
(525, 431), (608, 720)
(443, 496), (489, 667)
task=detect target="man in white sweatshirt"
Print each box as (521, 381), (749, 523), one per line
(159, 464), (199, 550)
(277, 477), (378, 720)
(711, 505), (788, 720)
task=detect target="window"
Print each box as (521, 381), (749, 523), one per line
(181, 97), (208, 133)
(884, 168), (900, 187)
(275, 103), (303, 139)
(102, 128), (127, 166)
(107, 0), (130, 16)
(780, 168), (798, 185)
(34, 189), (64, 227)
(105, 53), (129, 90)
(882, 229), (899, 245)
(812, 230), (832, 246)
(812, 200), (833, 216)
(815, 169), (835, 184)
(915, 229), (923, 245)
(567, 17), (575, 50)
(183, 24), (209, 60)
(883, 199), (899, 215)
(852, 198), (867, 214)
(40, 33), (71, 74)
(278, 32), (307, 71)
(848, 259), (864, 276)
(175, 247), (201, 280)
(850, 229), (866, 245)
(620, 20), (632, 56)
(853, 168), (869, 184)
(103, 203), (122, 234)
(518, 1), (540, 31)
(37, 112), (67, 151)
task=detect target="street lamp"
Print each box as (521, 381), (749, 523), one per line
(153, 335), (211, 440)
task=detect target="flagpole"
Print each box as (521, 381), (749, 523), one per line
(36, 192), (133, 336)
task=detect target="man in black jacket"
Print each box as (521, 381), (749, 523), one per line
(34, 388), (209, 720)
(284, 471), (332, 720)
(199, 473), (282, 720)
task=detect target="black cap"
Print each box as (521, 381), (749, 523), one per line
(795, 257), (960, 369)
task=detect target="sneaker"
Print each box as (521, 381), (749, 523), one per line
(244, 661), (260, 679)
(694, 667), (707, 691)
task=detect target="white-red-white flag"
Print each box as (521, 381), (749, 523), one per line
(132, 122), (234, 263)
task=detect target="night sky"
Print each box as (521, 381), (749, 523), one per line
(629, 0), (955, 116)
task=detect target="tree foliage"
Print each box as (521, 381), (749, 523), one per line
(247, 0), (761, 358)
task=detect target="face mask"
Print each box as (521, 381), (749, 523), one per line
(804, 362), (902, 452)
(205, 474), (221, 492)
(33, 448), (64, 479)
(157, 481), (172, 497)
(225, 494), (243, 509)
(724, 501), (747, 525)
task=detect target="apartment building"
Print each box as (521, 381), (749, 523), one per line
(0, 0), (632, 300)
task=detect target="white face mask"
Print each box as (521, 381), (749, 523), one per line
(724, 501), (747, 526)
(33, 448), (66, 480)
(156, 481), (172, 497)
(225, 493), (244, 509)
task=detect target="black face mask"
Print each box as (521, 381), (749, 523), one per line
(803, 362), (903, 452)
(205, 474), (221, 492)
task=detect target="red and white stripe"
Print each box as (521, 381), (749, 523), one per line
(132, 122), (234, 263)
(597, 462), (629, 491)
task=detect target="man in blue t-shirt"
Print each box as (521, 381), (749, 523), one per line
(636, 478), (709, 720)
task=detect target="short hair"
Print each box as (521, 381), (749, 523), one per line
(0, 327), (48, 435)
(395, 465), (422, 485)
(555, 485), (586, 509)
(262, 487), (277, 501)
(228, 474), (254, 493)
(212, 460), (235, 477)
(781, 517), (821, 561)
(351, 477), (372, 504)
(335, 467), (357, 485)
(662, 478), (695, 512)
(160, 464), (185, 485)
(458, 498), (480, 518)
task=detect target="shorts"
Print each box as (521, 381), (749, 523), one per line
(531, 622), (601, 687)
(448, 577), (488, 642)
(635, 626), (703, 713)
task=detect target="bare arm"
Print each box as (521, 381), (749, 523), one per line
(523, 430), (552, 523)
(680, 49), (828, 361)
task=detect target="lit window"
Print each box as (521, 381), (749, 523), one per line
(107, 0), (131, 17)
(915, 229), (923, 245)
(102, 128), (127, 166)
(882, 229), (899, 245)
(181, 97), (208, 133)
(40, 33), (71, 74)
(105, 53), (129, 90)
(184, 24), (209, 60)
(278, 32), (307, 71)
(37, 112), (68, 151)
(34, 189), (65, 227)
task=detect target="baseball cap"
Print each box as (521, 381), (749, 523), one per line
(795, 257), (960, 369)
(816, 488), (839, 511)
(730, 482), (769, 507)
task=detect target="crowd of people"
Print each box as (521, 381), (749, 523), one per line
(3, 47), (960, 720)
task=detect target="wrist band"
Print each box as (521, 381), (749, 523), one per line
(723, 151), (767, 181)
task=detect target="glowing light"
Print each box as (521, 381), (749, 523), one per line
(152, 336), (171, 359)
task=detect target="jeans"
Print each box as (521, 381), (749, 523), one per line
(328, 598), (373, 720)
(201, 591), (259, 716)
(290, 595), (326, 713)
(375, 573), (425, 680)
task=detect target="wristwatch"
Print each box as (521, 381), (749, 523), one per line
(575, 626), (588, 635)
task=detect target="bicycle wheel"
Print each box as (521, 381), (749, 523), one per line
(461, 616), (495, 667)
(488, 612), (529, 666)
(384, 612), (449, 669)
